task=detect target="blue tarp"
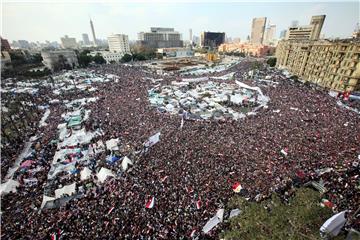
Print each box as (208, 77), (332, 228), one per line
(107, 155), (122, 164)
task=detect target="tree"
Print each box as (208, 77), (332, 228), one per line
(132, 53), (146, 61)
(93, 54), (106, 64)
(121, 54), (132, 63)
(222, 188), (336, 240)
(78, 51), (93, 67)
(267, 57), (277, 67)
(32, 53), (43, 64)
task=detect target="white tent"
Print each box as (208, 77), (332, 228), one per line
(229, 209), (241, 219)
(41, 195), (56, 208)
(80, 167), (92, 181)
(202, 208), (225, 233)
(97, 167), (115, 183)
(0, 180), (19, 195)
(55, 182), (76, 199)
(144, 132), (161, 148)
(320, 210), (347, 237)
(106, 138), (120, 151)
(121, 156), (133, 171)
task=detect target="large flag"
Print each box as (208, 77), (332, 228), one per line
(145, 196), (155, 209)
(321, 199), (334, 209)
(232, 182), (242, 193)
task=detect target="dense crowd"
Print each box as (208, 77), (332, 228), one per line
(1, 59), (359, 239)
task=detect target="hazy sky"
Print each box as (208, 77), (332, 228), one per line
(2, 0), (359, 43)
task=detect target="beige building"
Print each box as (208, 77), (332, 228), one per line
(107, 34), (130, 54)
(264, 24), (276, 45)
(60, 35), (77, 49)
(276, 39), (360, 91)
(286, 15), (326, 41)
(310, 15), (326, 40)
(251, 17), (267, 44)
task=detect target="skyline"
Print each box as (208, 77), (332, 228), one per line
(2, 1), (359, 43)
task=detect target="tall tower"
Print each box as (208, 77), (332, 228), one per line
(189, 28), (193, 43)
(250, 17), (267, 44)
(90, 18), (97, 46)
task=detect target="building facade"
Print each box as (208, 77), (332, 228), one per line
(200, 32), (225, 48)
(1, 37), (11, 51)
(107, 34), (130, 54)
(157, 48), (194, 58)
(60, 35), (77, 49)
(264, 24), (276, 45)
(138, 27), (183, 48)
(82, 33), (91, 45)
(90, 51), (126, 63)
(310, 15), (326, 40)
(219, 43), (275, 57)
(41, 50), (79, 71)
(276, 39), (360, 91)
(250, 17), (267, 44)
(286, 15), (325, 41)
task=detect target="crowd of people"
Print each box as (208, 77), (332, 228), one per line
(1, 59), (359, 239)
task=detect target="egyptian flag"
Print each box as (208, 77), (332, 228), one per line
(321, 199), (334, 209)
(160, 176), (168, 182)
(190, 229), (197, 238)
(145, 196), (155, 209)
(51, 233), (57, 240)
(196, 199), (202, 210)
(232, 182), (242, 193)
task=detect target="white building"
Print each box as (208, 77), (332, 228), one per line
(90, 51), (127, 64)
(41, 50), (78, 71)
(60, 35), (77, 49)
(157, 48), (194, 59)
(107, 34), (130, 54)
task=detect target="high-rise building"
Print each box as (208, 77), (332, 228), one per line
(60, 35), (77, 49)
(310, 15), (326, 40)
(107, 34), (130, 54)
(138, 27), (183, 48)
(90, 18), (97, 46)
(276, 39), (360, 91)
(82, 33), (91, 45)
(264, 24), (276, 45)
(192, 36), (200, 46)
(285, 15), (326, 41)
(200, 32), (225, 48)
(1, 37), (11, 51)
(279, 30), (287, 39)
(189, 29), (193, 43)
(250, 17), (267, 44)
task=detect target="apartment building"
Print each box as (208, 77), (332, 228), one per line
(276, 39), (360, 91)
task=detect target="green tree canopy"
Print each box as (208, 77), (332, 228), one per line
(267, 57), (277, 67)
(121, 53), (132, 63)
(93, 54), (106, 64)
(223, 188), (336, 240)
